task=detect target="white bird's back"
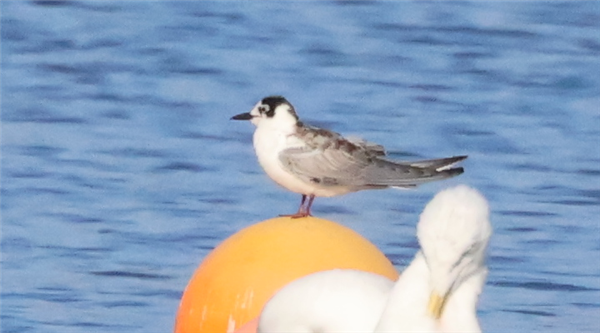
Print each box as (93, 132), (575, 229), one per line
(258, 269), (394, 333)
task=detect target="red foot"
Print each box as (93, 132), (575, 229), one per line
(279, 212), (312, 219)
(280, 194), (315, 219)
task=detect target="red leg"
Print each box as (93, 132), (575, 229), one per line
(302, 194), (316, 217)
(280, 194), (313, 219)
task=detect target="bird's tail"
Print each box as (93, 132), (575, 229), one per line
(394, 155), (467, 171)
(364, 156), (467, 188)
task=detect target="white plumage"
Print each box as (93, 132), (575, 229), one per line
(258, 185), (492, 333)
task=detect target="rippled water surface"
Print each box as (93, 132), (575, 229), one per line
(2, 1), (599, 332)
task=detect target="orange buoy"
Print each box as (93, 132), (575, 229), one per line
(232, 317), (259, 333)
(174, 216), (398, 333)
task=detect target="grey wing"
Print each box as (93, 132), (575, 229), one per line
(362, 158), (465, 187)
(278, 145), (376, 187)
(392, 155), (468, 171)
(345, 136), (386, 157)
(280, 146), (466, 188)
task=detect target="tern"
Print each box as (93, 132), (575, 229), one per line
(232, 96), (467, 218)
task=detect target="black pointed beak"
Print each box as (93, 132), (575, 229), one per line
(231, 112), (253, 120)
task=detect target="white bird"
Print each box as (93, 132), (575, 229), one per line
(232, 96), (467, 218)
(258, 185), (492, 333)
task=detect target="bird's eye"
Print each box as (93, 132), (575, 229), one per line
(258, 106), (268, 113)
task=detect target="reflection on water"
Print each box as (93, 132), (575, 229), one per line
(2, 1), (599, 332)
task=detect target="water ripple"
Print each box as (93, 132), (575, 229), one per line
(90, 271), (172, 281)
(2, 1), (599, 333)
(494, 281), (597, 292)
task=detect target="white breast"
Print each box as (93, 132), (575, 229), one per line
(253, 127), (344, 197)
(253, 126), (315, 195)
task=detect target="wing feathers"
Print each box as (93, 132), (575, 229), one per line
(392, 155), (467, 171)
(279, 140), (466, 188)
(364, 158), (465, 186)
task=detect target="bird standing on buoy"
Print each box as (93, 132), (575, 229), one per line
(232, 96), (467, 218)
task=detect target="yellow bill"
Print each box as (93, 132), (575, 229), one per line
(427, 291), (448, 319)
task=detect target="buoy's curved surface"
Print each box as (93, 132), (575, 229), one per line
(232, 318), (259, 333)
(174, 216), (398, 333)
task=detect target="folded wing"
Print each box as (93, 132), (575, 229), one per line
(279, 141), (466, 188)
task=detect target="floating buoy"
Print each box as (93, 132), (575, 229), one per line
(174, 216), (398, 333)
(232, 317), (259, 333)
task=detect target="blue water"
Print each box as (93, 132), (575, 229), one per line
(2, 1), (599, 332)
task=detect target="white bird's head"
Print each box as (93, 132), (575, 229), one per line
(231, 96), (300, 131)
(416, 185), (492, 320)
